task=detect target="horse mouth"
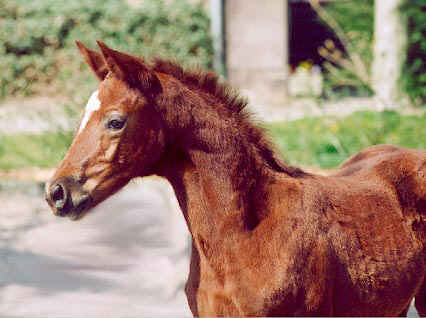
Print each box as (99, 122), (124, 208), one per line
(62, 195), (93, 221)
(68, 209), (89, 221)
(67, 200), (92, 221)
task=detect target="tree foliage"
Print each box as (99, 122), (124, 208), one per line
(0, 0), (213, 99)
(314, 0), (374, 99)
(400, 0), (426, 105)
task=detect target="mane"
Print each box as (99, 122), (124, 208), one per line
(150, 59), (309, 178)
(151, 59), (247, 115)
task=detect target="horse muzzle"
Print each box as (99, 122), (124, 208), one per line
(45, 176), (93, 220)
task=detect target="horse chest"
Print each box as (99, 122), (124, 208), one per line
(187, 254), (304, 316)
(193, 278), (265, 316)
(192, 270), (319, 317)
(185, 254), (265, 316)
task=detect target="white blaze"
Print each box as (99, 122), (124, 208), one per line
(78, 90), (101, 133)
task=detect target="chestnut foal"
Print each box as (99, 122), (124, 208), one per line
(46, 41), (425, 317)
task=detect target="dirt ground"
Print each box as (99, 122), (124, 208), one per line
(0, 177), (191, 317)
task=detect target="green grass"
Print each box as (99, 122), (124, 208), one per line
(0, 131), (73, 170)
(267, 110), (426, 168)
(0, 111), (425, 171)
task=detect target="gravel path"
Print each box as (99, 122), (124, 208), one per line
(0, 96), (75, 135)
(0, 178), (191, 317)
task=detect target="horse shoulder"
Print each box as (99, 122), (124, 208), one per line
(246, 175), (336, 315)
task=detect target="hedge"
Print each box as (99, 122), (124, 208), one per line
(0, 0), (213, 99)
(316, 0), (375, 98)
(400, 0), (426, 105)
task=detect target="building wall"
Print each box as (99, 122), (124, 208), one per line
(373, 0), (407, 107)
(225, 0), (289, 107)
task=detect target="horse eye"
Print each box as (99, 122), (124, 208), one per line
(106, 116), (126, 130)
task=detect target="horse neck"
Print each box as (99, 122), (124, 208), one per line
(154, 88), (273, 251)
(161, 153), (268, 269)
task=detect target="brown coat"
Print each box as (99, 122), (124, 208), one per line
(46, 41), (425, 317)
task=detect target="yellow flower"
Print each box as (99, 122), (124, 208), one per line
(299, 61), (312, 70)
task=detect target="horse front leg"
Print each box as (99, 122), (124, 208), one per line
(398, 304), (410, 317)
(415, 278), (426, 317)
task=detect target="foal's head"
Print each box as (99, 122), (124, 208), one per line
(45, 41), (166, 220)
(45, 41), (295, 220)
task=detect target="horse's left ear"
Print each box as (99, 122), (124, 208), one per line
(96, 40), (162, 97)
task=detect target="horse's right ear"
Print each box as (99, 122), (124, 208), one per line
(96, 40), (162, 97)
(75, 41), (109, 81)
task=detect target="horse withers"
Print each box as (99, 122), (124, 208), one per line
(45, 41), (425, 316)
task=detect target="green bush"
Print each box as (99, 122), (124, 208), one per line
(316, 0), (374, 99)
(400, 0), (426, 105)
(319, 0), (425, 105)
(0, 0), (213, 99)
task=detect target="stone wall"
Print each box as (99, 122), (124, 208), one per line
(225, 0), (289, 107)
(373, 0), (407, 107)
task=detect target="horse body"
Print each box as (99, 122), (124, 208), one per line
(163, 144), (425, 316)
(45, 41), (425, 316)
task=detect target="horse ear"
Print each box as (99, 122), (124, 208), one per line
(75, 41), (109, 81)
(96, 40), (162, 97)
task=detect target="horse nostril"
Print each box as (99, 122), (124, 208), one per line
(51, 183), (67, 211)
(52, 184), (64, 202)
(47, 177), (90, 218)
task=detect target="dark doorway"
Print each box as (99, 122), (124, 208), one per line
(288, 1), (344, 69)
